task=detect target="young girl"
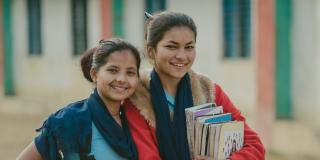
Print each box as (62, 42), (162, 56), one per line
(124, 11), (265, 160)
(17, 38), (141, 160)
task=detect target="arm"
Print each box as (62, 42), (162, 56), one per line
(19, 115), (59, 160)
(124, 100), (161, 160)
(17, 141), (43, 160)
(214, 84), (265, 160)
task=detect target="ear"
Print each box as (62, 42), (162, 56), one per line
(146, 46), (155, 60)
(90, 68), (97, 83)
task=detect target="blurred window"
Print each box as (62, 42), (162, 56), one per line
(145, 0), (166, 14)
(223, 0), (251, 58)
(71, 0), (88, 56)
(27, 0), (42, 55)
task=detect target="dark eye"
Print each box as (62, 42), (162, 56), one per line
(107, 68), (118, 74)
(127, 70), (137, 77)
(185, 45), (194, 50)
(165, 45), (177, 50)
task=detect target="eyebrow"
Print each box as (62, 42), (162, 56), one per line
(108, 65), (137, 70)
(107, 65), (118, 68)
(127, 67), (137, 71)
(167, 40), (195, 45)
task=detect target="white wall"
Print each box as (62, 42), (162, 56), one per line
(292, 0), (320, 127)
(123, 0), (148, 68)
(123, 0), (144, 49)
(12, 0), (91, 102)
(88, 0), (102, 48)
(12, 0), (28, 96)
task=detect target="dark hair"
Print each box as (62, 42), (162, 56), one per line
(145, 11), (197, 49)
(80, 38), (141, 82)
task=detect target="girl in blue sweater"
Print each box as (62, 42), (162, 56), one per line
(17, 38), (140, 160)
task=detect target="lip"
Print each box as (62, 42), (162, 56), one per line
(111, 85), (128, 92)
(170, 62), (187, 68)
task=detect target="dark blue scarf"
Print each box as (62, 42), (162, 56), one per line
(88, 89), (138, 159)
(150, 69), (193, 160)
(35, 89), (137, 160)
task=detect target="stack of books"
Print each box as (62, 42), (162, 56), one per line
(185, 103), (244, 160)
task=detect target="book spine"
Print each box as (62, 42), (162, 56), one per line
(204, 114), (232, 124)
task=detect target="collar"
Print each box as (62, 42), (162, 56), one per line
(129, 69), (215, 128)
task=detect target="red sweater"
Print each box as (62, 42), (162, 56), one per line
(124, 84), (265, 160)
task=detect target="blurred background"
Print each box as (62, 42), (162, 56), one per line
(1, 0), (320, 159)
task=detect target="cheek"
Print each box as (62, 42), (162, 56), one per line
(130, 78), (139, 89)
(189, 52), (196, 62)
(124, 74), (138, 84)
(155, 49), (170, 60)
(96, 74), (112, 84)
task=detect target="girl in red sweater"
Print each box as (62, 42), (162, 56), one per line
(124, 11), (265, 160)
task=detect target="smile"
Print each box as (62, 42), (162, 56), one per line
(111, 85), (128, 92)
(171, 63), (186, 68)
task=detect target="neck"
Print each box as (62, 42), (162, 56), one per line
(97, 90), (122, 116)
(155, 70), (181, 98)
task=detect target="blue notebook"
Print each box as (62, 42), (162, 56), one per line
(198, 113), (232, 124)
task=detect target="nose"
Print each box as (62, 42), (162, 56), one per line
(175, 48), (187, 60)
(115, 72), (126, 83)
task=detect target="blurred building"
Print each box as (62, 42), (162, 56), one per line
(1, 0), (320, 148)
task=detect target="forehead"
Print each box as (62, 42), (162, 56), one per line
(104, 50), (137, 67)
(161, 26), (195, 44)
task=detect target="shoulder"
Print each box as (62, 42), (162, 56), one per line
(212, 83), (232, 103)
(51, 99), (88, 120)
(39, 99), (90, 132)
(188, 70), (216, 104)
(188, 70), (212, 84)
(188, 71), (231, 105)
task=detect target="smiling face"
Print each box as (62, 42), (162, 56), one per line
(90, 49), (139, 103)
(149, 26), (196, 82)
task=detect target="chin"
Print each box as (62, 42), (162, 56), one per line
(158, 68), (187, 79)
(169, 73), (186, 80)
(114, 98), (126, 102)
(110, 95), (128, 101)
(172, 70), (188, 77)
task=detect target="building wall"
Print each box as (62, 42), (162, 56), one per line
(88, 0), (102, 48)
(292, 0), (320, 127)
(123, 0), (144, 48)
(256, 0), (275, 147)
(8, 0), (258, 114)
(12, 0), (92, 101)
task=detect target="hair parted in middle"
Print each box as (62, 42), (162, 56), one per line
(80, 38), (141, 82)
(144, 11), (197, 50)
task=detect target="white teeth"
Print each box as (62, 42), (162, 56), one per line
(173, 63), (184, 67)
(112, 86), (126, 91)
